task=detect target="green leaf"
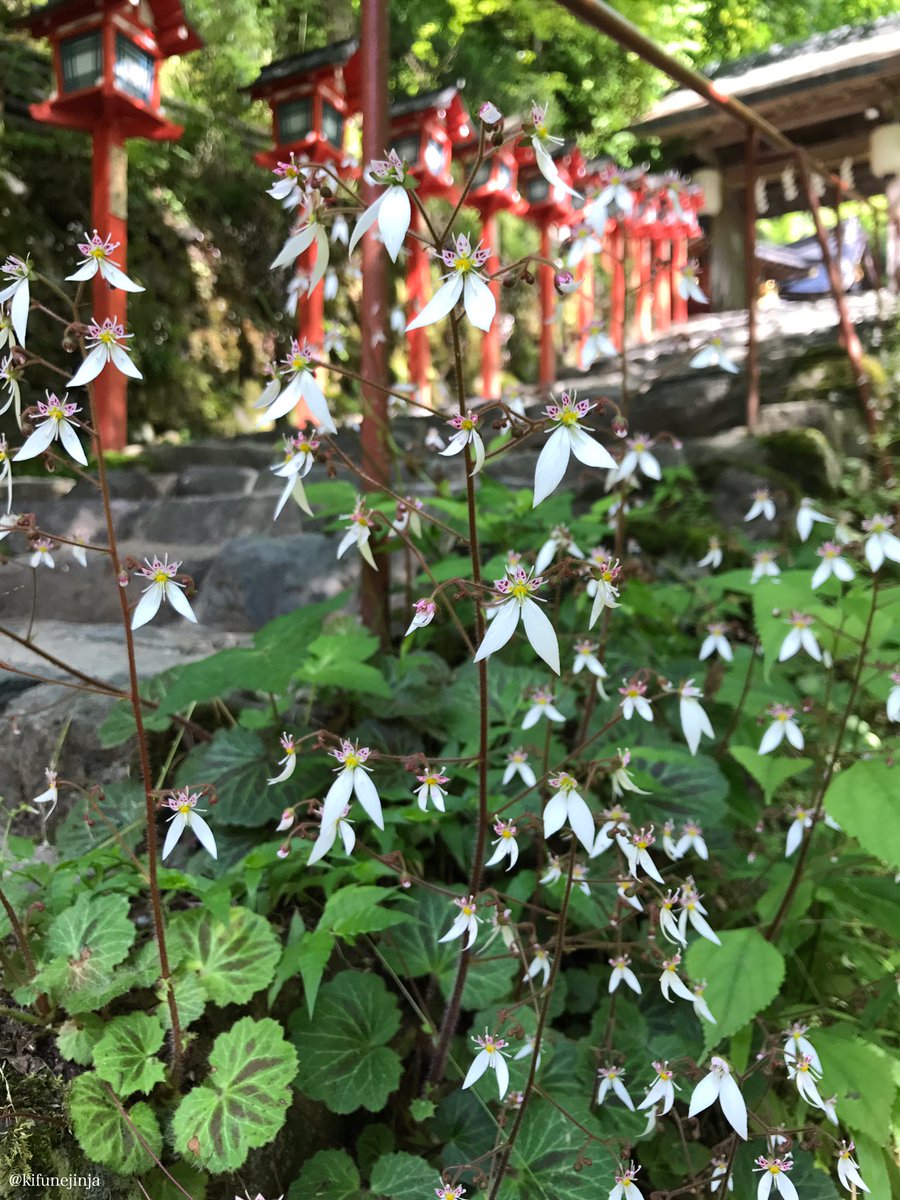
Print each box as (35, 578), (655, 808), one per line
(69, 1072), (162, 1175)
(319, 885), (410, 939)
(291, 970), (402, 1114)
(288, 1149), (361, 1200)
(787, 1150), (840, 1200)
(409, 1098), (435, 1121)
(168, 905), (281, 1005)
(54, 783), (144, 859)
(380, 890), (455, 980)
(370, 1151), (436, 1199)
(685, 928), (785, 1051)
(824, 758), (900, 870)
(98, 671), (177, 747)
(180, 727), (275, 826)
(93, 1013), (167, 1096)
(140, 1163), (207, 1200)
(295, 926), (335, 1018)
(160, 968), (208, 1029)
(814, 1029), (897, 1139)
(172, 1016), (297, 1173)
(37, 892), (136, 1007)
(494, 1100), (616, 1198)
(627, 744), (729, 830)
(56, 1014), (105, 1065)
(729, 746), (814, 805)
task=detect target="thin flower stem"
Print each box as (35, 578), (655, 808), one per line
(0, 885), (40, 989)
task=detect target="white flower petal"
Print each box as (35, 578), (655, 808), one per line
(110, 343), (143, 380)
(271, 224), (316, 270)
(353, 768), (384, 829)
(406, 274), (464, 332)
(348, 194), (385, 257)
(378, 187), (412, 262)
(521, 598), (560, 674)
(533, 426), (571, 507)
(100, 261), (145, 293)
(494, 1052), (510, 1099)
(687, 1071), (719, 1117)
(165, 581), (198, 624)
(321, 770), (354, 828)
(10, 281), (29, 346)
(463, 273), (496, 332)
(462, 1050), (489, 1089)
(473, 599), (520, 663)
(13, 421), (56, 461)
(58, 419), (88, 466)
(66, 261), (98, 283)
(718, 1073), (747, 1139)
(162, 812), (187, 859)
(569, 426), (616, 470)
(131, 583), (163, 630)
(190, 812), (218, 859)
(68, 345), (107, 387)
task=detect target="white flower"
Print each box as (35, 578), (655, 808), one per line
(691, 979), (717, 1024)
(321, 740), (383, 829)
(572, 862), (590, 895)
(609, 751), (648, 801)
(754, 1155), (797, 1200)
(0, 512), (19, 541)
(592, 806), (632, 858)
(31, 768), (59, 818)
(29, 538), (55, 568)
(784, 804), (813, 857)
(887, 671), (900, 722)
(276, 807), (295, 833)
(336, 496), (378, 570)
(699, 622), (733, 662)
(521, 686), (565, 729)
(70, 537), (88, 568)
(544, 772), (595, 853)
(406, 598), (437, 637)
(690, 336), (739, 373)
(68, 317), (142, 387)
(0, 256), (31, 346)
(609, 1162), (644, 1200)
(479, 100), (503, 125)
(267, 733), (297, 785)
(661, 820), (679, 860)
(307, 804), (356, 867)
(580, 320), (618, 370)
(609, 953), (641, 995)
(439, 410), (486, 475)
(678, 880), (721, 945)
(596, 166), (636, 215)
(759, 704), (803, 755)
(530, 102), (579, 198)
(626, 826), (665, 884)
(349, 150), (412, 263)
(836, 1141), (869, 1194)
(535, 523), (584, 575)
(131, 554), (197, 630)
(407, 233), (495, 333)
(0, 305), (14, 353)
(474, 563), (560, 673)
(415, 766), (449, 813)
(485, 818), (519, 869)
(0, 354), (23, 424)
(161, 789), (217, 860)
(619, 679), (652, 722)
(267, 152), (308, 203)
(677, 262), (708, 304)
(787, 1052), (826, 1110)
(503, 749), (536, 787)
(462, 1029), (510, 1099)
(613, 434), (661, 484)
(0, 436), (11, 512)
(587, 556), (622, 628)
(616, 877), (643, 912)
(745, 487), (776, 522)
(676, 821), (708, 860)
(524, 945), (551, 988)
(540, 855), (562, 887)
(689, 1056), (747, 1139)
(862, 513), (900, 571)
(572, 639), (607, 688)
(597, 1065), (634, 1110)
(638, 1061), (678, 1114)
(812, 541), (855, 589)
(271, 431), (318, 519)
(439, 895), (482, 950)
(435, 1182), (467, 1200)
(331, 214), (349, 245)
(659, 890), (686, 946)
(778, 612), (822, 662)
(66, 230), (144, 292)
(15, 392), (88, 467)
(659, 952), (695, 1003)
(697, 536), (722, 570)
(751, 549), (780, 584)
(783, 1022), (821, 1072)
(271, 200), (330, 292)
(533, 391), (615, 506)
(677, 680), (714, 755)
(259, 340), (336, 432)
(796, 497), (832, 542)
(710, 1157), (734, 1193)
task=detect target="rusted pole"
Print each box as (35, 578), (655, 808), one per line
(744, 130), (760, 432)
(359, 0), (392, 643)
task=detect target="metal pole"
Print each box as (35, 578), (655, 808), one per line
(744, 130), (760, 432)
(359, 0), (392, 643)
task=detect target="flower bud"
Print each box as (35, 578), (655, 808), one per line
(611, 415), (629, 439)
(478, 101), (503, 127)
(553, 270), (580, 296)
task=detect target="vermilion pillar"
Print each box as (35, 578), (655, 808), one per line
(91, 126), (128, 449)
(576, 251), (594, 368)
(609, 226), (625, 350)
(635, 237), (652, 344)
(538, 224), (556, 386)
(671, 236), (688, 324)
(293, 240), (324, 425)
(481, 212), (501, 399)
(652, 240), (672, 335)
(406, 208), (432, 404)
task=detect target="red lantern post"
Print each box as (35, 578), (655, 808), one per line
(20, 0), (201, 449)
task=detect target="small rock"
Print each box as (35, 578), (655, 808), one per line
(174, 464), (259, 496)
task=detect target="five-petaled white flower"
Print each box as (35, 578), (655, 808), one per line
(787, 1051), (826, 1110)
(587, 556), (622, 628)
(710, 1157), (734, 1194)
(267, 733), (297, 785)
(677, 262), (708, 304)
(29, 538), (55, 568)
(66, 231), (144, 292)
(609, 750), (648, 801)
(779, 611), (822, 662)
(689, 1056), (747, 1139)
(675, 820), (708, 860)
(439, 410), (486, 475)
(658, 890), (686, 946)
(68, 317), (142, 387)
(521, 686), (565, 730)
(544, 772), (595, 853)
(759, 703), (804, 755)
(609, 1162), (644, 1200)
(529, 102), (579, 198)
(0, 256), (31, 345)
(349, 150), (412, 263)
(609, 953), (641, 994)
(322, 740), (383, 829)
(131, 554), (197, 630)
(31, 768), (59, 818)
(271, 197), (330, 292)
(796, 497), (833, 542)
(597, 1065), (634, 1110)
(784, 805), (814, 857)
(616, 877), (643, 912)
(406, 597), (437, 637)
(699, 621), (733, 662)
(307, 803), (356, 867)
(677, 680), (714, 755)
(783, 1022), (821, 1071)
(485, 817), (519, 869)
(691, 979), (717, 1024)
(524, 945), (551, 988)
(435, 1183), (466, 1200)
(812, 541), (854, 589)
(690, 336), (739, 374)
(659, 954), (695, 1002)
(572, 639), (607, 685)
(439, 895), (482, 950)
(533, 391), (615, 507)
(678, 879), (721, 945)
(596, 166), (636, 216)
(619, 679), (653, 722)
(407, 233), (496, 332)
(14, 392), (87, 467)
(271, 430), (318, 519)
(463, 1029), (510, 1099)
(862, 514), (900, 572)
(751, 549), (781, 584)
(835, 1141), (869, 1195)
(638, 1061), (678, 1114)
(503, 748), (536, 787)
(613, 434), (661, 483)
(887, 671), (900, 722)
(626, 826), (665, 884)
(745, 488), (776, 522)
(415, 766), (449, 813)
(474, 563), (560, 673)
(260, 340), (336, 432)
(162, 789), (217, 860)
(697, 536), (723, 570)
(754, 1155), (797, 1200)
(267, 152), (308, 204)
(337, 496), (378, 570)
(535, 523), (584, 575)
(580, 320), (618, 370)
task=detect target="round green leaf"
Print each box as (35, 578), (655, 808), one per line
(494, 1100), (616, 1199)
(168, 905), (281, 1005)
(39, 892), (136, 1006)
(815, 1029), (897, 1140)
(69, 1072), (162, 1175)
(685, 927), (785, 1050)
(56, 1014), (105, 1066)
(172, 1016), (297, 1173)
(288, 1149), (361, 1200)
(291, 970), (402, 1114)
(370, 1151), (436, 1200)
(824, 758), (900, 870)
(93, 1013), (166, 1096)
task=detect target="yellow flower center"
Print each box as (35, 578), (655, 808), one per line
(48, 405), (64, 420)
(89, 247), (108, 260)
(511, 582), (529, 600)
(344, 754), (360, 769)
(153, 570), (169, 584)
(98, 330), (116, 345)
(559, 410), (579, 426)
(178, 803), (192, 815)
(501, 829), (513, 839)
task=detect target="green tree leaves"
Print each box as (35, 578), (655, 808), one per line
(686, 928), (785, 1050)
(291, 971), (402, 1114)
(35, 892), (136, 1010)
(69, 1073), (162, 1174)
(173, 1017), (297, 1172)
(824, 758), (900, 870)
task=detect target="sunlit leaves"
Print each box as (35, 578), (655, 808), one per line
(685, 928), (785, 1050)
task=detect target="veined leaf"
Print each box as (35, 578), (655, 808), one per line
(370, 1151), (436, 1199)
(93, 1012), (166, 1096)
(685, 927), (785, 1051)
(69, 1072), (162, 1174)
(288, 1149), (361, 1200)
(168, 905), (281, 1005)
(37, 892), (135, 1008)
(824, 758), (900, 870)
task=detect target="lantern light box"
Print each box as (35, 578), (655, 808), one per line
(389, 86), (470, 197)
